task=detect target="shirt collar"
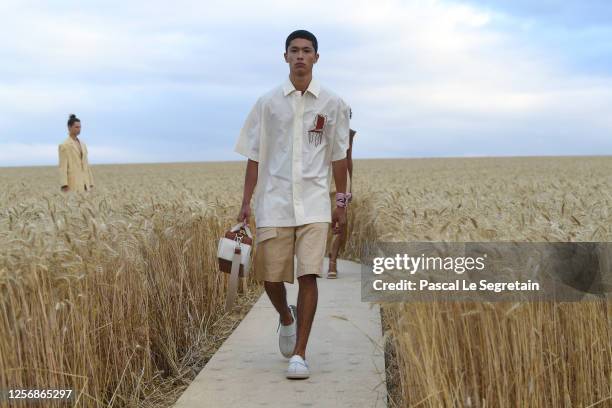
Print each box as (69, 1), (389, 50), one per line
(283, 77), (320, 98)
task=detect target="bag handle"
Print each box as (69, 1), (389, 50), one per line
(230, 221), (252, 239)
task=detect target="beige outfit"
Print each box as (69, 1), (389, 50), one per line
(58, 136), (94, 192)
(235, 77), (350, 282)
(254, 223), (329, 283)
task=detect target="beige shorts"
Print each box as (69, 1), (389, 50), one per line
(254, 222), (329, 283)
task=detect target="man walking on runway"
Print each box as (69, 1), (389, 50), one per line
(235, 29), (350, 379)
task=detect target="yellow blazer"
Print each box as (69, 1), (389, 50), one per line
(58, 137), (94, 192)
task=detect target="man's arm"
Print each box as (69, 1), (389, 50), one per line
(331, 158), (348, 234)
(347, 130), (356, 192)
(346, 148), (353, 194)
(234, 98), (262, 223)
(237, 159), (258, 223)
(332, 158), (347, 194)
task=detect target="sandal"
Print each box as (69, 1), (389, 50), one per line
(327, 259), (338, 279)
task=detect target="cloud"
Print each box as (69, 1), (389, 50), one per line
(465, 1), (612, 27)
(0, 0), (611, 165)
(0, 143), (59, 166)
(325, 0), (612, 156)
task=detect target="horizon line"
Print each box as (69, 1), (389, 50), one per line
(1, 153), (611, 169)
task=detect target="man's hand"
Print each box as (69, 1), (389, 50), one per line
(61, 185), (69, 192)
(331, 207), (347, 234)
(237, 203), (251, 224)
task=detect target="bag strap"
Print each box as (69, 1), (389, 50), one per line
(230, 221), (252, 238)
(225, 243), (241, 312)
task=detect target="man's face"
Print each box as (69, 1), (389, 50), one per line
(284, 38), (318, 76)
(70, 122), (81, 136)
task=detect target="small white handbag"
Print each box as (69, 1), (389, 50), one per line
(217, 222), (253, 312)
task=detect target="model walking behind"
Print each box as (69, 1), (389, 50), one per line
(328, 111), (356, 279)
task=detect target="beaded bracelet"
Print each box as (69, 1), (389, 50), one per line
(336, 192), (352, 208)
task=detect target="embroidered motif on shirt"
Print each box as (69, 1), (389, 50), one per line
(307, 114), (327, 147)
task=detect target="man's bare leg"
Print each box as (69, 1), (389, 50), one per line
(292, 274), (318, 359)
(264, 281), (294, 325)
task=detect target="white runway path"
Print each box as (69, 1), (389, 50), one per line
(173, 258), (387, 408)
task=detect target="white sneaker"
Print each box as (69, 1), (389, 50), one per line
(278, 305), (297, 358)
(286, 354), (310, 379)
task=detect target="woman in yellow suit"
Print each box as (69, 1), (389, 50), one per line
(59, 114), (94, 192)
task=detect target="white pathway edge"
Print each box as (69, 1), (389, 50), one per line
(173, 257), (387, 408)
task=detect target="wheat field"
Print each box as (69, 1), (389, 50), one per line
(1, 156), (611, 407)
(0, 163), (260, 407)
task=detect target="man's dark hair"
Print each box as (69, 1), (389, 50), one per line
(285, 30), (318, 53)
(67, 114), (80, 127)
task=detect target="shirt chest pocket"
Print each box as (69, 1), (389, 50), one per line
(305, 113), (331, 149)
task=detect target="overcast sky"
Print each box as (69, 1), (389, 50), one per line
(1, 0), (611, 166)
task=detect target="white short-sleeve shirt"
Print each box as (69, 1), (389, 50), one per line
(234, 77), (350, 227)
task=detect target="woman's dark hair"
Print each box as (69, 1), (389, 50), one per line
(67, 114), (80, 128)
(285, 30), (318, 53)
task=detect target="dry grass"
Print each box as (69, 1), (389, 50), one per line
(1, 156), (611, 407)
(0, 162), (262, 407)
(341, 156), (612, 408)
